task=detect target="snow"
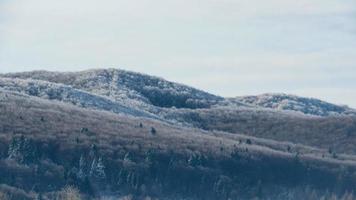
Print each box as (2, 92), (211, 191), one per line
(0, 69), (354, 121)
(233, 93), (355, 117)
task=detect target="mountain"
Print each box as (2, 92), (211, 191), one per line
(2, 69), (356, 153)
(4, 69), (355, 116)
(1, 89), (356, 200)
(1, 69), (223, 110)
(233, 93), (354, 117)
(0, 69), (356, 199)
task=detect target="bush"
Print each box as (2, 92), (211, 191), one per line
(57, 186), (81, 200)
(0, 191), (10, 200)
(150, 127), (156, 135)
(80, 128), (89, 133)
(246, 139), (252, 145)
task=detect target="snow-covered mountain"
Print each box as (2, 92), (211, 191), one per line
(1, 69), (223, 110)
(233, 93), (354, 117)
(1, 68), (356, 154)
(2, 68), (355, 118)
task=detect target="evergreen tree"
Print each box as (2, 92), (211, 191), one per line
(150, 127), (156, 135)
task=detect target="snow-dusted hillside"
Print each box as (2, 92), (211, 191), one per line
(1, 69), (356, 199)
(1, 88), (356, 199)
(232, 93), (355, 117)
(2, 69), (355, 118)
(1, 69), (356, 154)
(2, 69), (223, 110)
(0, 77), (159, 119)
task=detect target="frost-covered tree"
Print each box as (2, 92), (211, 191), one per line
(8, 136), (24, 161)
(89, 144), (98, 158)
(96, 157), (106, 179)
(188, 153), (206, 167)
(126, 170), (140, 190)
(8, 135), (39, 164)
(90, 157), (106, 180)
(213, 176), (231, 199)
(124, 152), (133, 163)
(145, 149), (155, 164)
(22, 137), (39, 163)
(77, 154), (88, 180)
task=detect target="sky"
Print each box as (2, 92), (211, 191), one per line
(0, 0), (356, 107)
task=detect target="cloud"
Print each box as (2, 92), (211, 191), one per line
(0, 0), (355, 107)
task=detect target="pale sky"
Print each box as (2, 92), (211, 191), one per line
(0, 0), (356, 107)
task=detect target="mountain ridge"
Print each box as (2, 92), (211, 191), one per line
(233, 93), (354, 117)
(2, 68), (354, 117)
(2, 69), (356, 154)
(1, 68), (356, 199)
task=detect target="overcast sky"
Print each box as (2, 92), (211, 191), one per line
(0, 0), (356, 107)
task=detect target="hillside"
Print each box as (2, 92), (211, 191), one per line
(1, 69), (356, 199)
(1, 89), (356, 199)
(233, 93), (354, 116)
(0, 77), (158, 120)
(4, 69), (355, 116)
(167, 107), (356, 154)
(1, 69), (356, 154)
(1, 69), (223, 110)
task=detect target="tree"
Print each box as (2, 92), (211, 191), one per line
(90, 157), (106, 180)
(124, 152), (133, 163)
(77, 154), (87, 180)
(213, 176), (231, 199)
(332, 152), (338, 159)
(0, 191), (9, 200)
(246, 139), (252, 145)
(8, 136), (23, 161)
(96, 157), (106, 179)
(287, 146), (291, 152)
(80, 128), (89, 133)
(145, 149), (155, 166)
(150, 127), (156, 135)
(22, 137), (39, 163)
(8, 135), (39, 164)
(89, 144), (98, 158)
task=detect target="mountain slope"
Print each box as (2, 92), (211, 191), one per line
(2, 69), (356, 154)
(167, 107), (356, 153)
(2, 69), (223, 110)
(233, 93), (354, 116)
(3, 69), (355, 117)
(0, 77), (160, 120)
(1, 89), (356, 199)
(1, 69), (356, 199)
